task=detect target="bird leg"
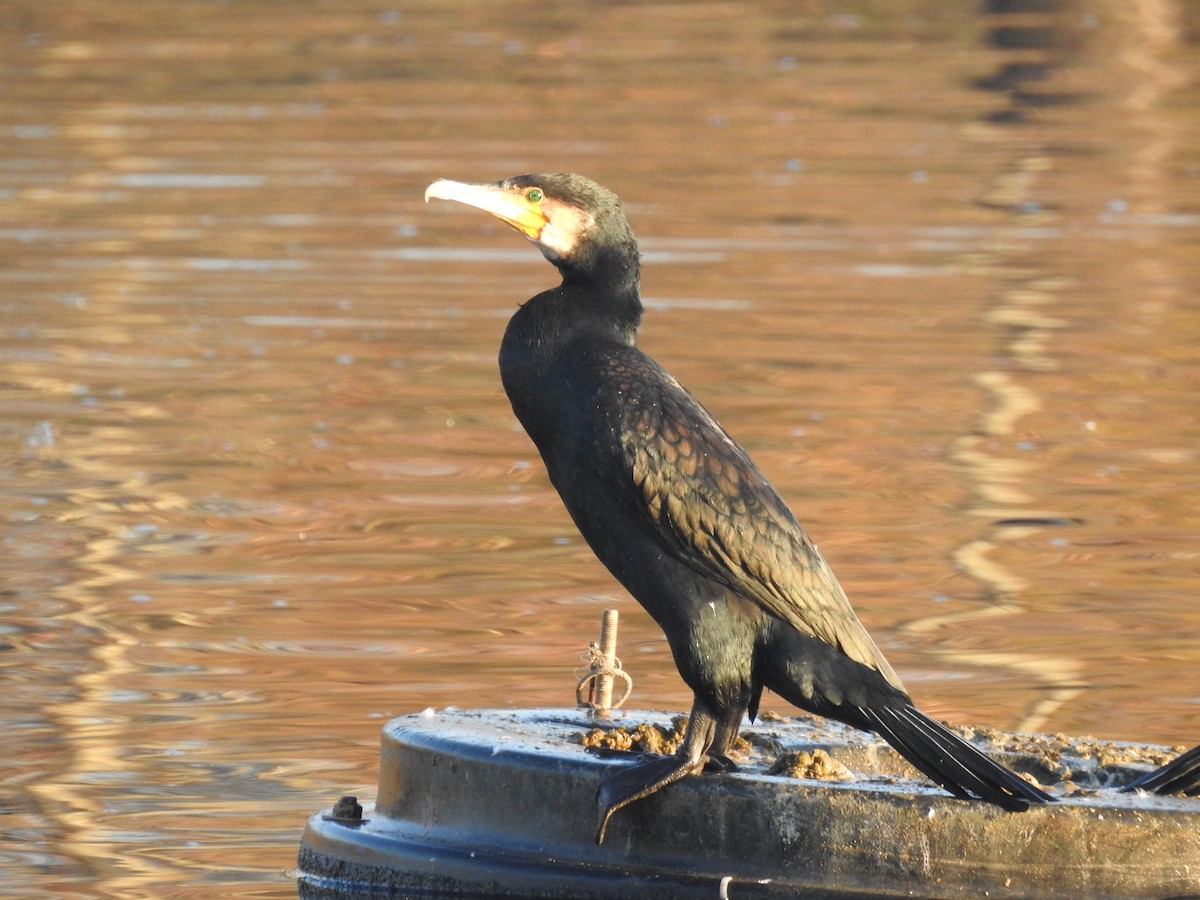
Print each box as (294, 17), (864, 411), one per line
(594, 703), (717, 844)
(705, 703), (746, 773)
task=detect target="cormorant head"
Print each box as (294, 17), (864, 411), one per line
(425, 173), (639, 288)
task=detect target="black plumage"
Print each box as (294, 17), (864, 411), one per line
(425, 173), (1054, 843)
(1125, 743), (1200, 796)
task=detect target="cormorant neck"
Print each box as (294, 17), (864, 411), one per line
(550, 237), (641, 299)
(502, 216), (644, 414)
(520, 268), (643, 356)
(519, 236), (643, 352)
(499, 249), (643, 394)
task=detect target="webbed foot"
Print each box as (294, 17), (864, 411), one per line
(595, 752), (706, 844)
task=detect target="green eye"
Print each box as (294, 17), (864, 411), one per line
(525, 187), (544, 203)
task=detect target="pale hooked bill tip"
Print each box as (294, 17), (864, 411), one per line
(424, 179), (477, 203)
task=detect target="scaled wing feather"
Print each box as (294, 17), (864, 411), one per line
(597, 353), (903, 691)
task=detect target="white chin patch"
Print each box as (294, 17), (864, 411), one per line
(537, 201), (593, 260)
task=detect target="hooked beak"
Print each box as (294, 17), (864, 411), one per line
(424, 179), (549, 241)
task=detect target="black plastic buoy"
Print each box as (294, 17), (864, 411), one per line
(297, 707), (1200, 899)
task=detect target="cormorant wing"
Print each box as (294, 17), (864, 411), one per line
(593, 349), (905, 692)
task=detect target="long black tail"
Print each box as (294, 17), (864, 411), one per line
(1123, 743), (1200, 796)
(860, 704), (1054, 810)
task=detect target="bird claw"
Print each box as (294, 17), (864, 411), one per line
(704, 754), (739, 774)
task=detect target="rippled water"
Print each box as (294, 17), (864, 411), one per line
(2, 1), (1198, 896)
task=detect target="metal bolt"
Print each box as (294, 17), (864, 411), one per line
(594, 609), (619, 714)
(324, 794), (364, 825)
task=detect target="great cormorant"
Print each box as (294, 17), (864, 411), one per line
(425, 173), (1054, 843)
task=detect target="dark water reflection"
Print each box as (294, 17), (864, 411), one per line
(2, 1), (1198, 896)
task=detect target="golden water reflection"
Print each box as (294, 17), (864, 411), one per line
(1, 1), (1198, 896)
